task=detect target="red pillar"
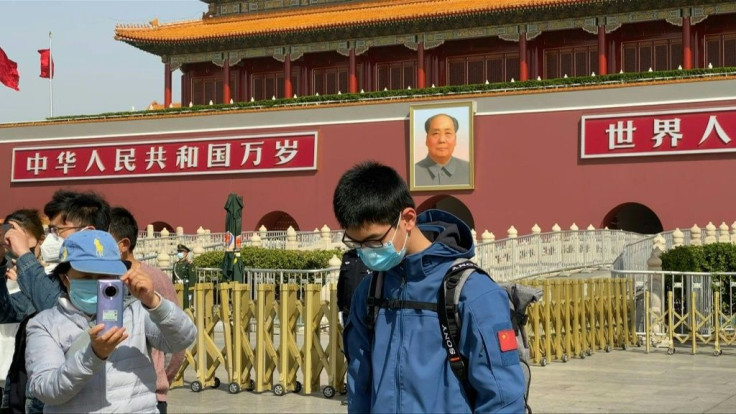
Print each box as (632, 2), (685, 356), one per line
(164, 63), (172, 108)
(223, 58), (231, 104)
(181, 70), (189, 106)
(417, 42), (425, 89)
(598, 25), (607, 75)
(284, 54), (292, 98)
(519, 32), (528, 81)
(241, 67), (249, 102)
(683, 16), (692, 69)
(349, 48), (357, 93)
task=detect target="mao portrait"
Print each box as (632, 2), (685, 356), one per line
(409, 102), (474, 191)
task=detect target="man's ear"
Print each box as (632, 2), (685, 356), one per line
(117, 237), (131, 254)
(402, 207), (418, 232)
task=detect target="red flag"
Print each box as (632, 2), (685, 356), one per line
(39, 49), (54, 79)
(497, 329), (517, 352)
(0, 46), (20, 91)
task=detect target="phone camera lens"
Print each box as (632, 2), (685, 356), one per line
(104, 286), (118, 297)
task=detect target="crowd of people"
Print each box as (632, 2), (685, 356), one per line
(2, 161), (526, 414)
(0, 190), (196, 413)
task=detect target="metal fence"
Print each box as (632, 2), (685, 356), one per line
(194, 266), (339, 302)
(475, 230), (644, 281)
(611, 269), (736, 354)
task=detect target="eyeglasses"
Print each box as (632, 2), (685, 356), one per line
(48, 225), (84, 235)
(342, 225), (395, 249)
(342, 213), (402, 249)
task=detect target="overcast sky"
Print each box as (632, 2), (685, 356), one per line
(0, 0), (205, 124)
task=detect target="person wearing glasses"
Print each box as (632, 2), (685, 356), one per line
(333, 161), (525, 413)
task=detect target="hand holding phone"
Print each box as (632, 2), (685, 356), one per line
(97, 279), (125, 335)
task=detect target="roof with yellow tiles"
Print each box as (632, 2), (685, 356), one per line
(115, 0), (595, 43)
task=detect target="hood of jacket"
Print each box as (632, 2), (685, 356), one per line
(396, 209), (475, 284)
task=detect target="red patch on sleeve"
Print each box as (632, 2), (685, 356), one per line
(497, 329), (517, 352)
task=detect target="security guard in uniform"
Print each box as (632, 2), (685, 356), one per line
(173, 244), (195, 309)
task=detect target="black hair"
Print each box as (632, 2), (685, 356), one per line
(63, 192), (111, 230)
(43, 190), (78, 222)
(4, 209), (44, 242)
(109, 206), (139, 252)
(424, 113), (459, 133)
(51, 262), (71, 293)
(333, 161), (415, 229)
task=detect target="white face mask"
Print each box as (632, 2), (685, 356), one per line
(41, 233), (63, 263)
(177, 252), (186, 260)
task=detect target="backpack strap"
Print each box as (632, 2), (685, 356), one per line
(438, 259), (480, 383)
(365, 271), (437, 328)
(364, 271), (383, 330)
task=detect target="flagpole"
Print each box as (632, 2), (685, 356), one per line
(49, 31), (53, 118)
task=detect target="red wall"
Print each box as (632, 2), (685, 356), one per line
(2, 98), (735, 236)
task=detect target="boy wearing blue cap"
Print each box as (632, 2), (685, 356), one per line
(24, 230), (197, 413)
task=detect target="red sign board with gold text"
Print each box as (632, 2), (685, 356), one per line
(581, 106), (736, 159)
(12, 131), (318, 182)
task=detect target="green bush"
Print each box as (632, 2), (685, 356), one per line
(192, 246), (343, 270)
(660, 243), (736, 314)
(660, 245), (705, 272)
(661, 243), (736, 272)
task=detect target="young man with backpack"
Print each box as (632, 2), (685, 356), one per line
(333, 161), (526, 413)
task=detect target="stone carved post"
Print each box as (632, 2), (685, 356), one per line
(259, 225), (267, 239)
(731, 221), (736, 244)
(250, 233), (262, 248)
(192, 244), (204, 259)
(569, 223), (580, 266)
(507, 226), (518, 272)
(321, 225), (331, 249)
(160, 228), (171, 257)
(719, 222), (730, 243)
(672, 228), (684, 247)
(481, 231), (494, 271)
(531, 224), (541, 268)
(690, 225), (702, 246)
(585, 224), (597, 264)
(705, 222), (717, 244)
(157, 250), (171, 269)
(286, 226), (298, 250)
(551, 223), (562, 265)
(325, 254), (342, 302)
(647, 246), (664, 337)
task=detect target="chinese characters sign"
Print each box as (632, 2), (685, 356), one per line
(12, 131), (318, 182)
(580, 107), (736, 159)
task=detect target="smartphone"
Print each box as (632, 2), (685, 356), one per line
(97, 279), (124, 335)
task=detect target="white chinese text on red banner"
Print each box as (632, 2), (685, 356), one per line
(580, 107), (735, 159)
(12, 131), (318, 182)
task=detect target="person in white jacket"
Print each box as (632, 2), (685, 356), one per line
(25, 230), (197, 413)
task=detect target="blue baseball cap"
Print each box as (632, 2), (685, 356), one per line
(59, 230), (128, 276)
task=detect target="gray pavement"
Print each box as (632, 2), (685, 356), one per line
(167, 343), (736, 413)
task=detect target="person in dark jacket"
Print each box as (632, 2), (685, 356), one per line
(336, 249), (371, 323)
(333, 161), (525, 413)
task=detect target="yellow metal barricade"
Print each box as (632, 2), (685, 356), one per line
(254, 284), (278, 392)
(171, 283), (195, 388)
(227, 282), (256, 393)
(275, 284), (303, 395)
(327, 284), (348, 398)
(302, 284), (324, 395)
(217, 282), (235, 391)
(189, 282), (227, 392)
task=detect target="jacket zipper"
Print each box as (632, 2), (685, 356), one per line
(396, 272), (407, 413)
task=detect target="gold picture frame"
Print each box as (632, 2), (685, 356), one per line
(409, 101), (475, 191)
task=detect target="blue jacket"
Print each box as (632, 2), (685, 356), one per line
(344, 210), (526, 413)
